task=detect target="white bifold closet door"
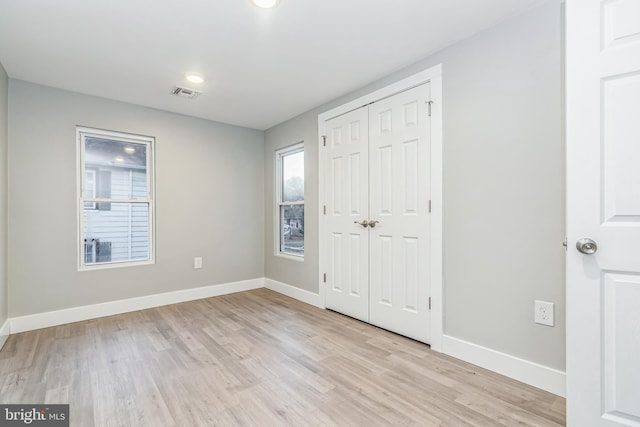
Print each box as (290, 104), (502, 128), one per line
(324, 106), (370, 323)
(324, 83), (431, 343)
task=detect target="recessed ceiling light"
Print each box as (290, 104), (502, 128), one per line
(250, 0), (280, 9)
(185, 73), (204, 84)
(115, 156), (124, 163)
(124, 146), (135, 154)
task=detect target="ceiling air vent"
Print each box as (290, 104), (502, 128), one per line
(171, 85), (202, 99)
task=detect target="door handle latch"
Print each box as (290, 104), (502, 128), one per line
(576, 238), (597, 254)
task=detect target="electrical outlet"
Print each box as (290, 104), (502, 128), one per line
(534, 300), (554, 326)
(194, 257), (203, 269)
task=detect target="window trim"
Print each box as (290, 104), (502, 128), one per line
(77, 126), (156, 271)
(274, 142), (304, 260)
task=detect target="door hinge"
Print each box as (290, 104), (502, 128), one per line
(323, 273), (327, 283)
(427, 101), (433, 117)
(323, 205), (327, 215)
(428, 200), (432, 213)
(428, 297), (431, 310)
(562, 237), (568, 251)
(322, 136), (327, 147)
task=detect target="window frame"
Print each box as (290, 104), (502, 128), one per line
(274, 142), (305, 261)
(77, 126), (156, 271)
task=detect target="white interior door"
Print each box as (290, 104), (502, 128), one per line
(368, 84), (431, 343)
(324, 106), (370, 322)
(566, 0), (640, 425)
(323, 84), (431, 343)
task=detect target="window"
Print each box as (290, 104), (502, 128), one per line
(78, 127), (155, 269)
(275, 143), (304, 258)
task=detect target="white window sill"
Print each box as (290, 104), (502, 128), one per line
(79, 258), (155, 271)
(275, 253), (304, 263)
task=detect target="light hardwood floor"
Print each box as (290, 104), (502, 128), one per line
(0, 289), (565, 426)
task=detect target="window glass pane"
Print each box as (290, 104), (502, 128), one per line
(84, 170), (96, 209)
(85, 170), (96, 198)
(280, 204), (304, 256)
(282, 150), (304, 202)
(83, 202), (149, 264)
(84, 137), (147, 196)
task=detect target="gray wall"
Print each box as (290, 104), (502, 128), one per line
(264, 112), (319, 290)
(8, 80), (265, 317)
(264, 0), (565, 370)
(0, 62), (7, 329)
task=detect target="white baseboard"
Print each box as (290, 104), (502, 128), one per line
(0, 318), (10, 350)
(264, 278), (324, 309)
(442, 335), (566, 397)
(9, 278), (264, 334)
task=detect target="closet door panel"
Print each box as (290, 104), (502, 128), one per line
(368, 83), (431, 343)
(324, 106), (370, 322)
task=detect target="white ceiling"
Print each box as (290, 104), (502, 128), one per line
(0, 0), (547, 130)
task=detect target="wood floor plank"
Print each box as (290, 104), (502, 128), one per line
(0, 289), (566, 426)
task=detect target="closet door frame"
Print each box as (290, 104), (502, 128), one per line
(318, 64), (443, 352)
